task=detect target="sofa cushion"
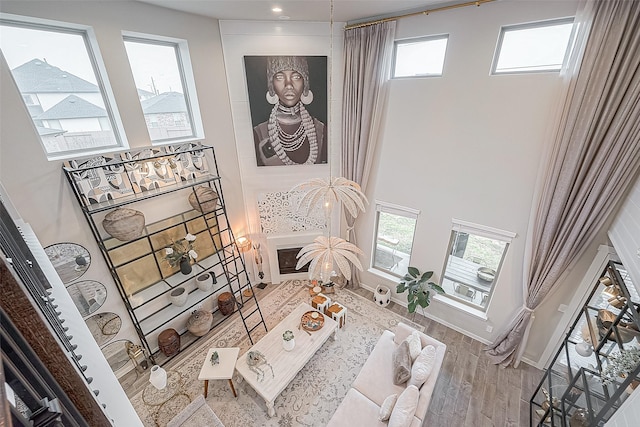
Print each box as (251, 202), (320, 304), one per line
(404, 330), (422, 362)
(352, 330), (408, 406)
(408, 345), (436, 389)
(388, 385), (420, 427)
(392, 341), (412, 385)
(378, 393), (398, 421)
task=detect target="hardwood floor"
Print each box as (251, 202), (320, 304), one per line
(120, 284), (543, 426)
(350, 287), (543, 427)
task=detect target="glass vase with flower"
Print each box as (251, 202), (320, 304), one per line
(164, 233), (198, 275)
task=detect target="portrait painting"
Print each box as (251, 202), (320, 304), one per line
(244, 55), (328, 167)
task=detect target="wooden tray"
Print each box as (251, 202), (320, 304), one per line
(301, 311), (325, 331)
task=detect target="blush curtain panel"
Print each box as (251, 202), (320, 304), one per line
(341, 21), (396, 287)
(486, 0), (640, 367)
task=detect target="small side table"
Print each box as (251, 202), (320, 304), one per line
(198, 347), (240, 398)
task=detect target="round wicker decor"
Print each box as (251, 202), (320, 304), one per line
(188, 186), (219, 213)
(102, 208), (145, 241)
(301, 311), (325, 331)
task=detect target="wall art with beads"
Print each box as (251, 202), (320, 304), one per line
(244, 55), (328, 167)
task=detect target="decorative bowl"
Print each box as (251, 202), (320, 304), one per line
(477, 267), (496, 282)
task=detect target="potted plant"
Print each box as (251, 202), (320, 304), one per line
(164, 233), (198, 274)
(396, 266), (445, 314)
(282, 330), (295, 351)
(600, 347), (640, 386)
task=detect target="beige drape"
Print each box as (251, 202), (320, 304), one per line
(486, 0), (640, 367)
(341, 21), (396, 287)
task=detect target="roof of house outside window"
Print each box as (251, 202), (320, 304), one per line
(36, 94), (106, 119)
(11, 58), (99, 93)
(141, 91), (187, 114)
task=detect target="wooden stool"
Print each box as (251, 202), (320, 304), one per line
(158, 328), (180, 357)
(311, 293), (331, 314)
(218, 292), (235, 315)
(327, 303), (347, 328)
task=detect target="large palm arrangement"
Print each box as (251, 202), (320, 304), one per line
(292, 177), (368, 282)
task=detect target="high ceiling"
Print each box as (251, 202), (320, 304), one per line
(135, 0), (458, 24)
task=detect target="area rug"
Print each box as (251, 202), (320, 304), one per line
(130, 279), (420, 427)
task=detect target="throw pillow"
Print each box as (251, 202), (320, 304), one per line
(378, 393), (398, 421)
(408, 345), (436, 389)
(392, 341), (412, 385)
(404, 330), (422, 362)
(388, 385), (420, 427)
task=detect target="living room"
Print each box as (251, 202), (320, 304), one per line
(1, 0), (639, 426)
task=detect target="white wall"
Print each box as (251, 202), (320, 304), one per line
(0, 0), (243, 408)
(356, 0), (585, 351)
(218, 20), (343, 282)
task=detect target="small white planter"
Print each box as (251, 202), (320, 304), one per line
(283, 338), (295, 351)
(374, 285), (391, 308)
(196, 272), (214, 292)
(282, 330), (295, 351)
(169, 287), (188, 307)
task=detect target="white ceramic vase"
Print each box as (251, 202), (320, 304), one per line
(196, 272), (214, 292)
(168, 287), (188, 307)
(149, 365), (167, 390)
(283, 338), (295, 351)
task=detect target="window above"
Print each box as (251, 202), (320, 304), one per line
(392, 35), (448, 78)
(492, 17), (575, 75)
(441, 219), (515, 312)
(372, 202), (419, 277)
(0, 15), (127, 160)
(123, 34), (203, 144)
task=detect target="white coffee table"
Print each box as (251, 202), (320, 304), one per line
(198, 347), (240, 398)
(235, 302), (337, 417)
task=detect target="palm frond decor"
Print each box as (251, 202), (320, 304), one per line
(296, 235), (364, 281)
(291, 177), (368, 218)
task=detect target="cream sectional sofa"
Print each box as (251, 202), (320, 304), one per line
(328, 322), (446, 427)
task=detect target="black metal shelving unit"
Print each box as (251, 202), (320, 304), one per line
(530, 260), (640, 426)
(62, 142), (267, 365)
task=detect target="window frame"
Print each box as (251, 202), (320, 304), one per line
(440, 219), (516, 313)
(0, 13), (128, 160)
(391, 34), (449, 79)
(122, 31), (204, 145)
(370, 201), (420, 278)
(491, 17), (575, 75)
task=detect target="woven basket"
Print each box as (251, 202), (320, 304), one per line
(102, 208), (145, 241)
(188, 186), (219, 213)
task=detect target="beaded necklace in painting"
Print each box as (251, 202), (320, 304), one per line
(267, 102), (318, 165)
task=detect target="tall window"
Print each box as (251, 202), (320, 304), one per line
(441, 219), (515, 311)
(372, 203), (419, 277)
(492, 17), (575, 74)
(392, 35), (448, 78)
(123, 34), (202, 144)
(0, 16), (127, 159)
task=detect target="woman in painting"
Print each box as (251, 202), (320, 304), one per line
(253, 56), (327, 166)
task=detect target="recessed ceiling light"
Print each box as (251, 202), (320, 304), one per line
(278, 15), (290, 20)
(272, 7), (282, 12)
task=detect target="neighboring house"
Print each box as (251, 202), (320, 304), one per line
(11, 58), (103, 114)
(140, 91), (192, 140)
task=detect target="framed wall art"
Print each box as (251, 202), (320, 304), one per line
(244, 55), (328, 167)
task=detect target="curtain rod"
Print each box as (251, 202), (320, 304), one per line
(344, 0), (495, 30)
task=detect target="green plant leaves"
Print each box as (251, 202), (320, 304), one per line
(407, 266), (420, 278)
(396, 266), (445, 313)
